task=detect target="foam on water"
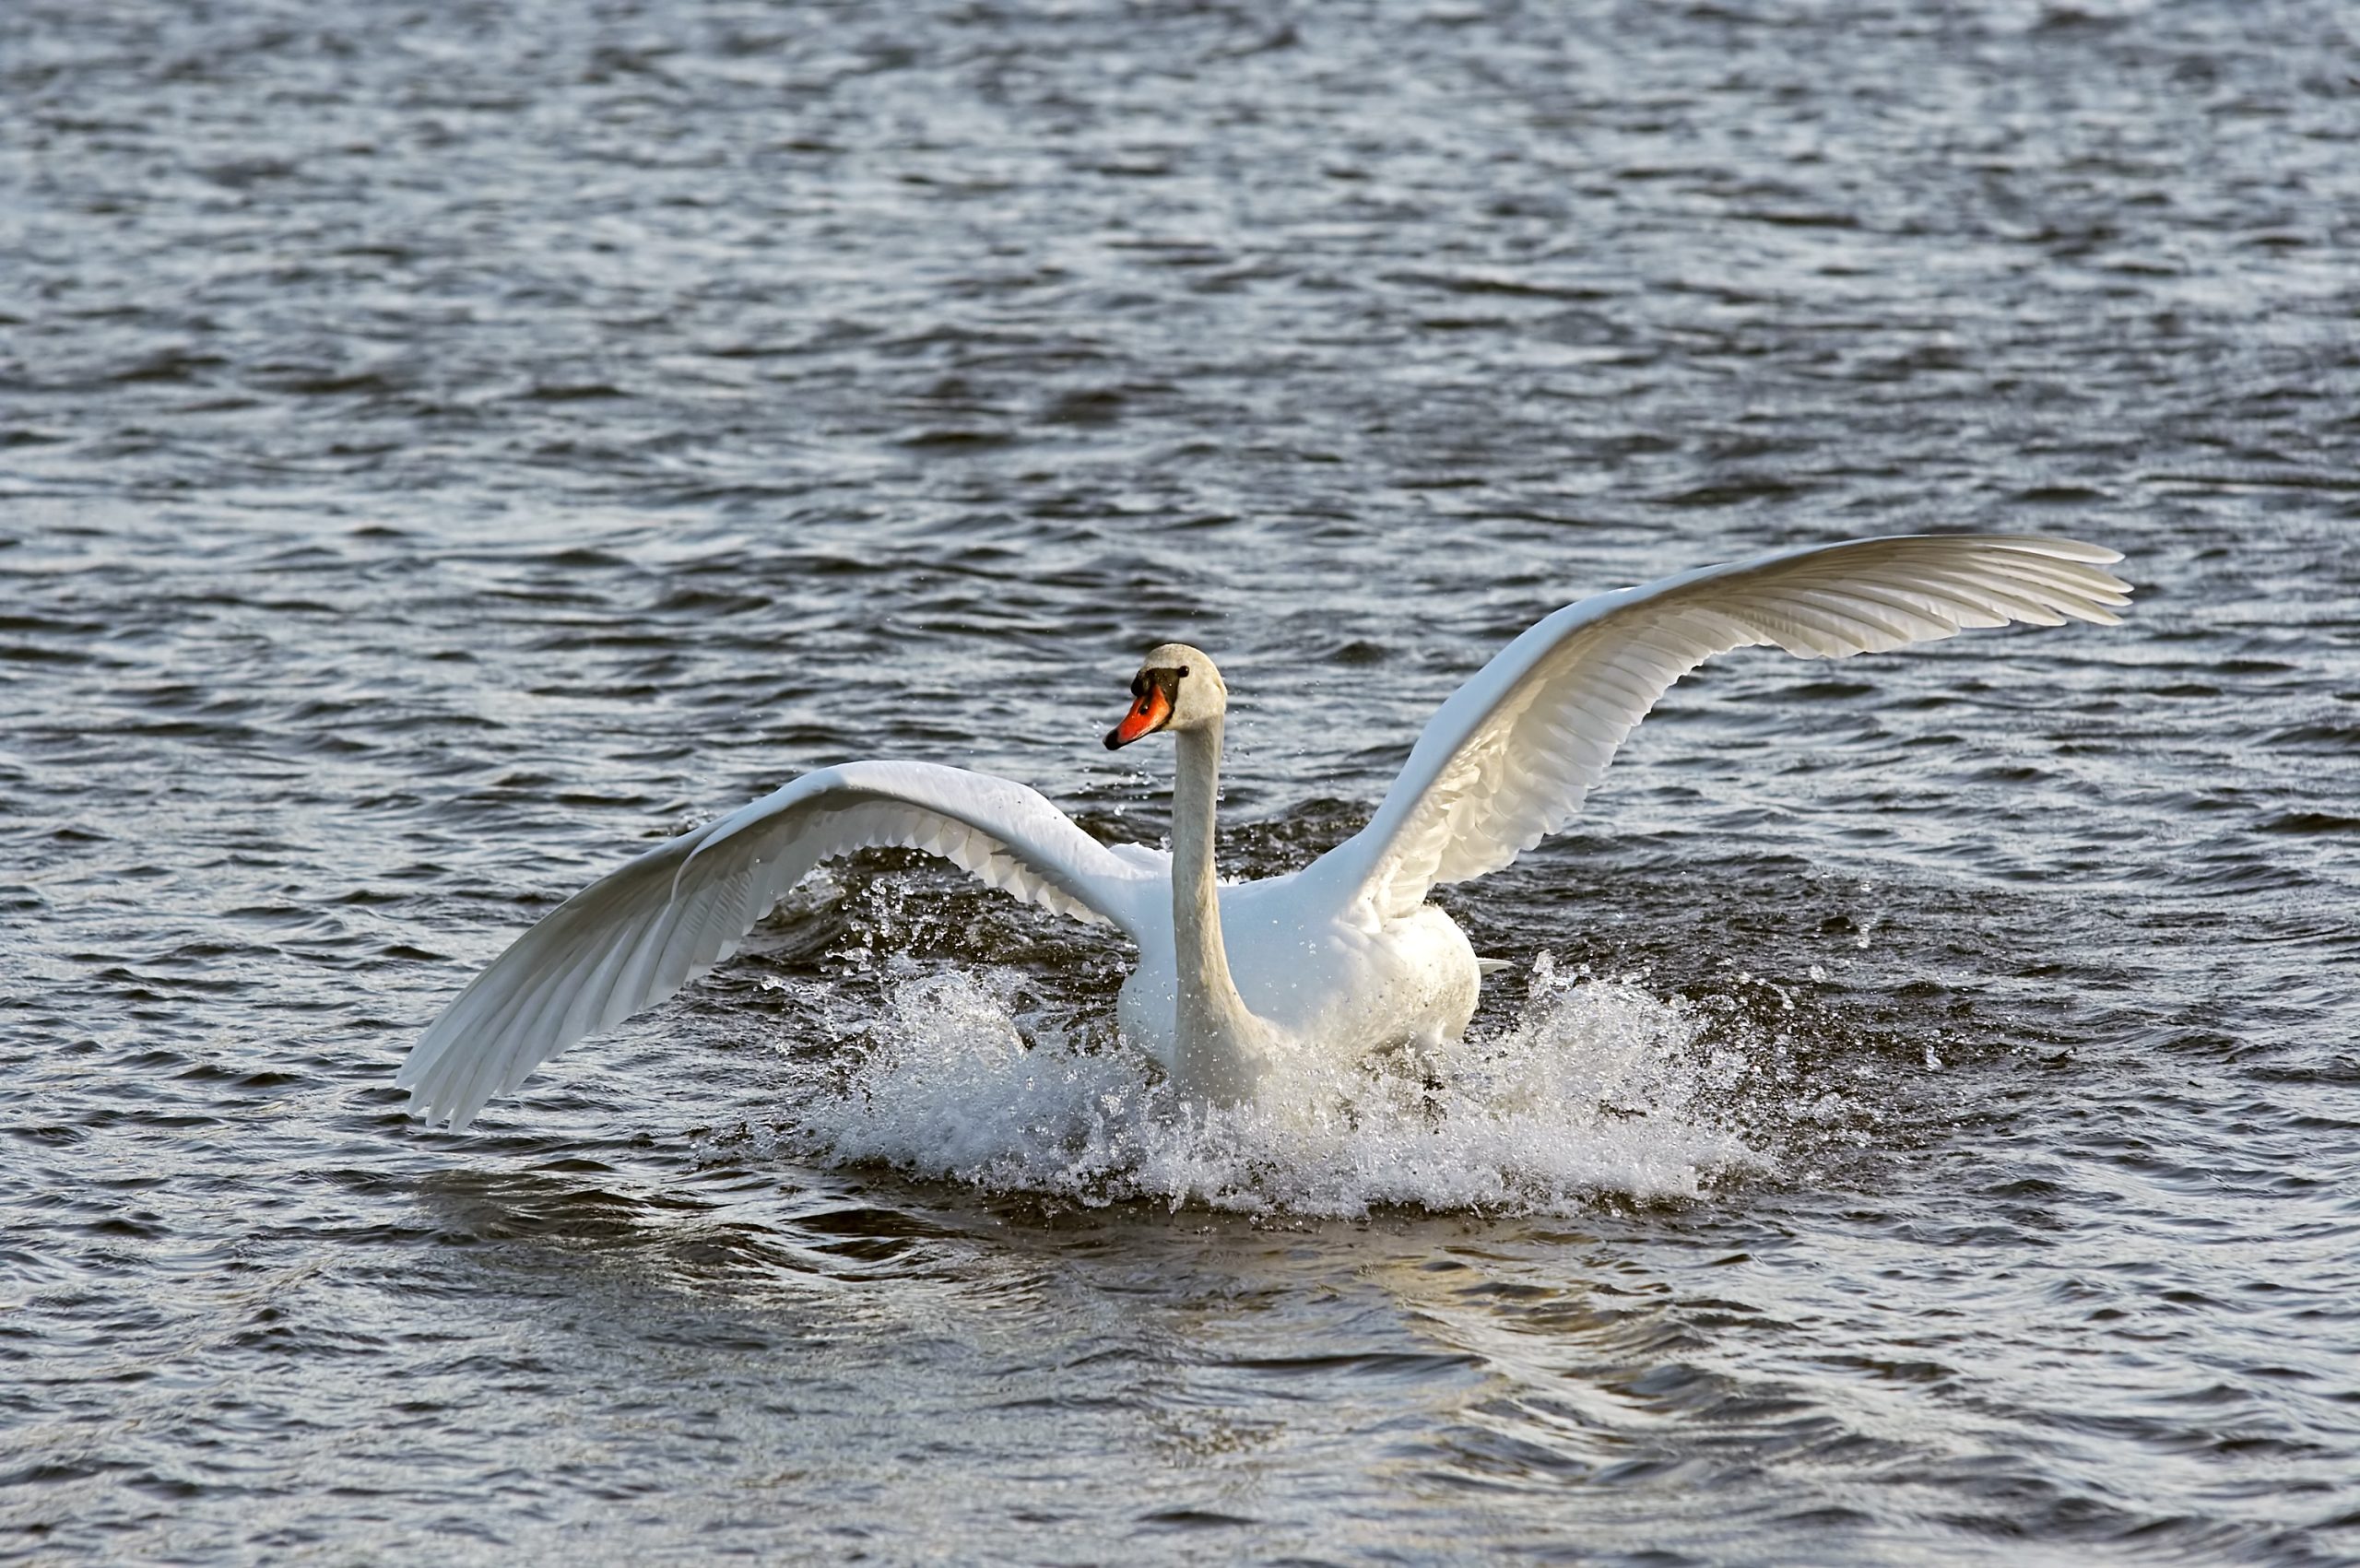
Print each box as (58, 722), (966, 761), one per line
(760, 953), (1784, 1217)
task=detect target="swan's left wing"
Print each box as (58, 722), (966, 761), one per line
(1310, 534), (2130, 921)
(397, 760), (1162, 1128)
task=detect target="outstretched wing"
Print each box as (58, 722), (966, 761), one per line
(1309, 534), (2130, 922)
(397, 760), (1162, 1128)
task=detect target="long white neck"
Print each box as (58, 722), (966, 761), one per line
(1169, 715), (1265, 1104)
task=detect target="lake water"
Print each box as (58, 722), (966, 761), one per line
(6, 0), (2359, 1562)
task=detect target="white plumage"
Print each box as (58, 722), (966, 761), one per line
(398, 534), (2130, 1127)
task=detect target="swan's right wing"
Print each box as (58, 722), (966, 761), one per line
(1313, 534), (2130, 921)
(397, 760), (1162, 1128)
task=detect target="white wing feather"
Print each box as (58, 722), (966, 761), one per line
(397, 760), (1162, 1127)
(1314, 534), (2131, 920)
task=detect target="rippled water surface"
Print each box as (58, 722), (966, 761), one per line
(7, 0), (2360, 1561)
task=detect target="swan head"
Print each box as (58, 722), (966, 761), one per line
(1104, 643), (1227, 749)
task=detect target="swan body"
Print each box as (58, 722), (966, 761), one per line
(1116, 884), (1481, 1084)
(399, 534), (2130, 1128)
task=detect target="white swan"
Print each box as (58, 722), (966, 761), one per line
(398, 533), (2130, 1127)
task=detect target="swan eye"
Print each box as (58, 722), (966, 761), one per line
(1177, 666), (1190, 678)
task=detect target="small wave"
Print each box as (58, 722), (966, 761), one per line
(738, 955), (1785, 1217)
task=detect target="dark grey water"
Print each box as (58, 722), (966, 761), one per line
(6, 0), (2359, 1561)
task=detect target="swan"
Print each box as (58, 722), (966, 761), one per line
(398, 533), (2130, 1128)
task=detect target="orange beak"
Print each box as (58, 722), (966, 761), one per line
(1104, 684), (1173, 749)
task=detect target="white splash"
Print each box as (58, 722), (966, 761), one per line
(761, 952), (1787, 1218)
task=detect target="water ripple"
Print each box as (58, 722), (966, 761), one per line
(6, 0), (2358, 1562)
